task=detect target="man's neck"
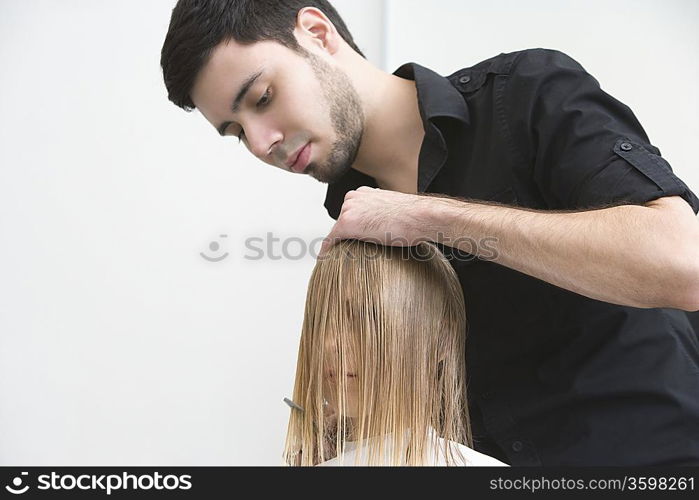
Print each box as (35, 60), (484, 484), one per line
(350, 68), (425, 194)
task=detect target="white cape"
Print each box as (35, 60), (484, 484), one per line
(316, 427), (509, 466)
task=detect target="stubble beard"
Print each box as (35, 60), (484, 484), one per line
(301, 51), (364, 185)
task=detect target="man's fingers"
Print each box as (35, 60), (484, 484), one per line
(318, 226), (346, 259)
(318, 234), (337, 259)
(318, 234), (329, 259)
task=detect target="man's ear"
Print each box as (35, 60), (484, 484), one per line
(295, 7), (340, 55)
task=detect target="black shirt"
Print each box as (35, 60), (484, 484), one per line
(323, 48), (699, 466)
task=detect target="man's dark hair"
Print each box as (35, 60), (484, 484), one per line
(160, 0), (366, 112)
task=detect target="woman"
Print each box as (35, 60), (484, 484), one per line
(283, 239), (507, 466)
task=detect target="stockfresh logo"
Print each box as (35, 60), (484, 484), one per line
(5, 472), (29, 494)
(4, 471), (192, 496)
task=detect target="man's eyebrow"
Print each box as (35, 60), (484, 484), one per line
(216, 68), (264, 137)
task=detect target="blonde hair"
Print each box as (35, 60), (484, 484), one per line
(283, 239), (471, 465)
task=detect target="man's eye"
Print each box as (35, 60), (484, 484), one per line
(233, 88), (270, 143)
(257, 88), (271, 107)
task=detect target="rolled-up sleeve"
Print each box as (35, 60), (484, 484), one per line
(506, 48), (699, 213)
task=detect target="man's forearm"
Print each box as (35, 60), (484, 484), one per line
(420, 196), (699, 310)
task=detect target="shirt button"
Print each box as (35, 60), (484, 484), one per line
(511, 440), (523, 452)
(620, 142), (633, 151)
(459, 75), (471, 84)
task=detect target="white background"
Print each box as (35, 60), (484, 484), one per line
(0, 0), (696, 465)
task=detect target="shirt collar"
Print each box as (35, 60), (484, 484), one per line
(323, 62), (469, 220)
(393, 62), (470, 126)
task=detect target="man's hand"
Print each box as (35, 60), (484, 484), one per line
(318, 186), (431, 258)
(318, 186), (699, 310)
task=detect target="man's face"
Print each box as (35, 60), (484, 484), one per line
(190, 38), (364, 184)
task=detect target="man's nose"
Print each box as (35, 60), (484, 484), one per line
(245, 123), (282, 162)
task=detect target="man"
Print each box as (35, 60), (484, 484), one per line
(161, 0), (699, 465)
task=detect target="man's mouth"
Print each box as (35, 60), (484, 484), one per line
(287, 142), (311, 173)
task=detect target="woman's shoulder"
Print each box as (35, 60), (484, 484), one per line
(315, 431), (510, 466)
(441, 439), (509, 466)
